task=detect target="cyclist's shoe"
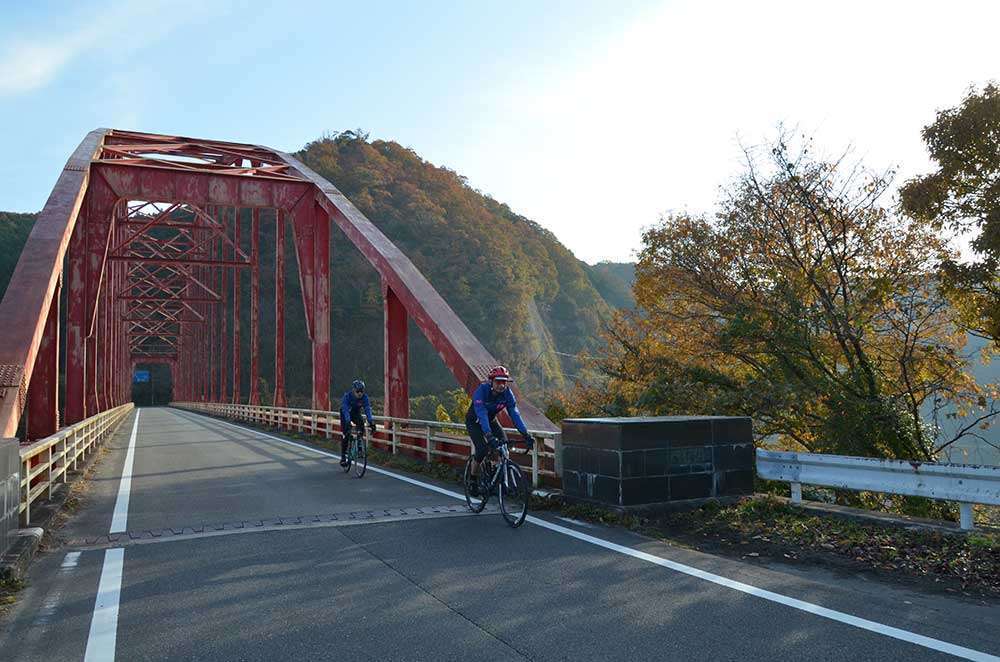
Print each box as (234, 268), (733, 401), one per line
(467, 477), (480, 497)
(340, 457), (350, 467)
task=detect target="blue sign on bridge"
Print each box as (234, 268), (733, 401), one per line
(133, 370), (150, 384)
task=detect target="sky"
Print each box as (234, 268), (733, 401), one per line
(1, 0), (999, 263)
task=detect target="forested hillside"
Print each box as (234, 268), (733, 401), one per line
(0, 212), (36, 299)
(295, 132), (617, 397)
(586, 261), (635, 310)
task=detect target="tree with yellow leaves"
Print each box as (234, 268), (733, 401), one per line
(586, 134), (995, 461)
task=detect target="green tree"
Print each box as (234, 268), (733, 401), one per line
(434, 404), (452, 423)
(446, 388), (471, 422)
(900, 83), (1000, 345)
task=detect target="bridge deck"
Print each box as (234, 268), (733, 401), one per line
(1, 407), (996, 661)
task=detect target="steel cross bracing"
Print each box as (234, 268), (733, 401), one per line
(0, 129), (558, 440)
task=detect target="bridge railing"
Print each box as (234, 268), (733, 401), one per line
(17, 403), (134, 526)
(757, 449), (1000, 531)
(172, 402), (559, 488)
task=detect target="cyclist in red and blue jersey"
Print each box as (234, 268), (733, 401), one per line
(465, 366), (535, 490)
(340, 379), (375, 467)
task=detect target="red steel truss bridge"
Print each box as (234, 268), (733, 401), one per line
(0, 129), (557, 440)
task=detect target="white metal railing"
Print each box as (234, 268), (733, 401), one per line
(18, 403), (134, 525)
(171, 402), (560, 488)
(757, 449), (1000, 531)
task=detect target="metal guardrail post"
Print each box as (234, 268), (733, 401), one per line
(392, 421), (398, 455)
(791, 482), (802, 504)
(531, 443), (540, 488)
(960, 503), (974, 531)
(425, 426), (432, 462)
(45, 445), (53, 500)
(70, 427), (78, 471)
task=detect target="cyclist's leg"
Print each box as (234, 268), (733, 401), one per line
(339, 413), (350, 464)
(465, 411), (489, 474)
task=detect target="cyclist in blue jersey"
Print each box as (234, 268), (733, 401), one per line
(340, 379), (375, 467)
(465, 365), (535, 493)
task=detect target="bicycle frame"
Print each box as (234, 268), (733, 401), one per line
(346, 426), (366, 458)
(482, 443), (514, 493)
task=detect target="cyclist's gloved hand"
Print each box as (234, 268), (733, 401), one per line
(485, 432), (499, 448)
(523, 434), (535, 451)
(369, 422), (376, 436)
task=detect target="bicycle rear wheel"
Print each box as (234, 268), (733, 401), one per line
(463, 457), (488, 513)
(354, 434), (367, 478)
(499, 461), (528, 528)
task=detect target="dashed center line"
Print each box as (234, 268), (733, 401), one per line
(69, 504), (495, 551)
(60, 551), (82, 569)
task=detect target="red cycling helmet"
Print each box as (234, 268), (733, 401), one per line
(487, 365), (512, 382)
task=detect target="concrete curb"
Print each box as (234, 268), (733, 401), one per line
(0, 528), (43, 583)
(0, 481), (73, 583)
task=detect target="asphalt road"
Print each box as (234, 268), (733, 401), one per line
(1, 406), (997, 661)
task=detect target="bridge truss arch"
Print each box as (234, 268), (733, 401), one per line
(0, 129), (556, 439)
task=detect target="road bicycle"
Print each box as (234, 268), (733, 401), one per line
(463, 437), (529, 527)
(342, 425), (367, 478)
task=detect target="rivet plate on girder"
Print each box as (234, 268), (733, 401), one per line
(0, 364), (23, 387)
(0, 364), (25, 409)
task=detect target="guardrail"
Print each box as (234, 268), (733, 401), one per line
(18, 403), (134, 526)
(172, 402), (560, 488)
(757, 449), (1000, 531)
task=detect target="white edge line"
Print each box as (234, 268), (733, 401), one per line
(84, 409), (139, 661)
(174, 408), (999, 662)
(84, 547), (124, 662)
(109, 411), (140, 534)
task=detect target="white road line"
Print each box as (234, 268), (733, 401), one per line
(84, 548), (124, 662)
(61, 551), (82, 569)
(110, 411), (140, 533)
(177, 409), (999, 662)
(84, 409), (140, 661)
(523, 516), (996, 661)
(556, 516), (597, 529)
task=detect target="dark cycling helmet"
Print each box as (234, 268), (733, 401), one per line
(487, 365), (511, 382)
(352, 379), (366, 392)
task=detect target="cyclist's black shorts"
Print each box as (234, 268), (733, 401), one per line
(465, 408), (507, 462)
(341, 410), (365, 437)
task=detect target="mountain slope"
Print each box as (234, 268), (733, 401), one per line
(0, 212), (36, 299)
(586, 261), (635, 310)
(296, 132), (616, 396)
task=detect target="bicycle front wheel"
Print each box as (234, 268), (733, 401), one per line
(499, 461), (529, 528)
(342, 437), (352, 473)
(354, 436), (367, 478)
(463, 457), (488, 513)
